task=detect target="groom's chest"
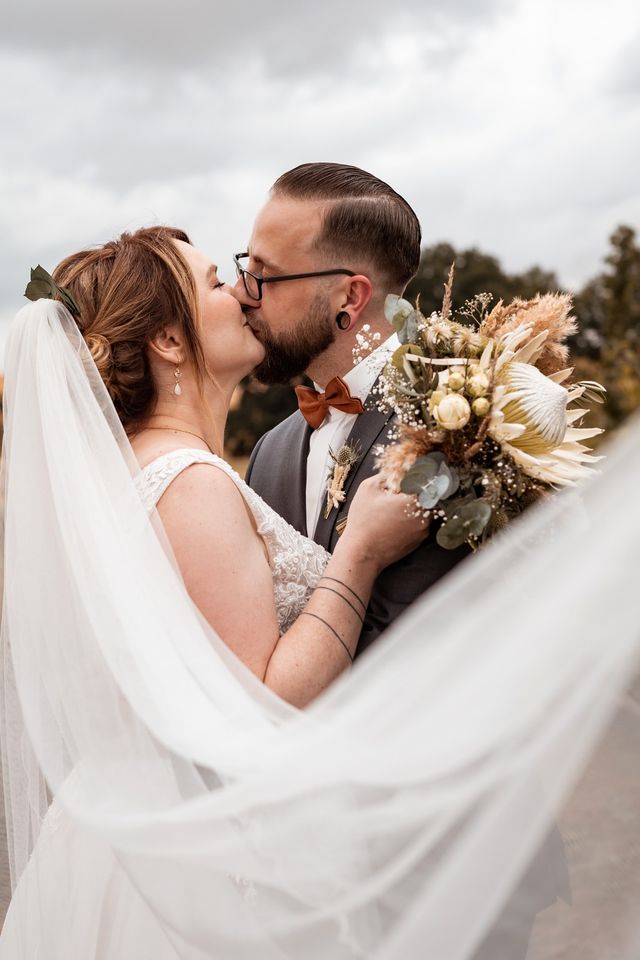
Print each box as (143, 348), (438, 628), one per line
(306, 401), (395, 550)
(254, 395), (395, 548)
(305, 410), (359, 537)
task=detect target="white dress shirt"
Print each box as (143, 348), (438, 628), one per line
(305, 333), (400, 536)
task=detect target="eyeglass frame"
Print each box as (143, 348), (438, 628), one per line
(233, 252), (356, 302)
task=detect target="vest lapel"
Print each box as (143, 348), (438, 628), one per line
(288, 414), (312, 537)
(312, 402), (394, 550)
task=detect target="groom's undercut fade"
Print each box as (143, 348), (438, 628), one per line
(271, 162), (421, 290)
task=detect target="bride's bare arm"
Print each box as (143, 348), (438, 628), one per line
(156, 464), (426, 707)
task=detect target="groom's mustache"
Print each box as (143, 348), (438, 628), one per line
(242, 309), (264, 340)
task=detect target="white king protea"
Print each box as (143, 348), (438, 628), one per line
(486, 323), (603, 486)
(499, 362), (568, 453)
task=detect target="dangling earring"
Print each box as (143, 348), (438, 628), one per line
(173, 365), (182, 397)
(336, 312), (351, 331)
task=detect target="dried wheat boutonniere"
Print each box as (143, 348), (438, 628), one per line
(324, 442), (361, 519)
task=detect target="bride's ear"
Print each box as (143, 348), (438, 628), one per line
(147, 325), (185, 366)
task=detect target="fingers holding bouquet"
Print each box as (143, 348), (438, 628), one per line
(338, 475), (431, 576)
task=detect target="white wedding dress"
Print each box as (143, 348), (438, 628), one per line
(2, 299), (640, 960)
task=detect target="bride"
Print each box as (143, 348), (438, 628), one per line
(1, 226), (639, 959)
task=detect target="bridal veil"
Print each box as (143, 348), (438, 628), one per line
(1, 299), (639, 958)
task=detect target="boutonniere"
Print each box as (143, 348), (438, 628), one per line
(324, 442), (361, 519)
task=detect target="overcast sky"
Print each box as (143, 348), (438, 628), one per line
(1, 0), (638, 365)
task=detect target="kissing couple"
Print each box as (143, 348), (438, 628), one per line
(61, 161), (465, 705)
(1, 162), (638, 959)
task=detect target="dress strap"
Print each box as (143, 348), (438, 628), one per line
(135, 448), (241, 512)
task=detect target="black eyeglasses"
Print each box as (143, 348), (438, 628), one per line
(234, 253), (356, 302)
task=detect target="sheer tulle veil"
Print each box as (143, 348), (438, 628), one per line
(1, 299), (639, 958)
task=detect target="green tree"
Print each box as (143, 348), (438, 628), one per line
(571, 276), (607, 358)
(225, 377), (301, 458)
(603, 225), (640, 341)
(600, 225), (640, 422)
(568, 225), (640, 424)
(405, 243), (559, 318)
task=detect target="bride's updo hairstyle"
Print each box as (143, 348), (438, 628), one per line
(53, 226), (208, 430)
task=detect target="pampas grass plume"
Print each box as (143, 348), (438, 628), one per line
(479, 292), (577, 375)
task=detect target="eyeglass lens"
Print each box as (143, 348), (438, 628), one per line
(235, 258), (259, 300)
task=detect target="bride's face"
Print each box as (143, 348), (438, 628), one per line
(176, 240), (265, 385)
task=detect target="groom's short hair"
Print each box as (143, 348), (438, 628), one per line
(271, 162), (421, 290)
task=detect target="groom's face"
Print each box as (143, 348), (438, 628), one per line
(234, 196), (338, 384)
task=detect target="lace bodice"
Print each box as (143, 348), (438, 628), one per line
(135, 449), (330, 634)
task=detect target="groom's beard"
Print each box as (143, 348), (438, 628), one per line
(248, 293), (336, 384)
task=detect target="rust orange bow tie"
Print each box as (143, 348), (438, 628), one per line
(295, 376), (365, 429)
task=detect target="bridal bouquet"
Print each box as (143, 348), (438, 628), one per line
(375, 269), (605, 550)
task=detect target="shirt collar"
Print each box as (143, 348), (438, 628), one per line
(313, 333), (399, 402)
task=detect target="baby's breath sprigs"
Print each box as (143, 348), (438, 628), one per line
(352, 324), (382, 366)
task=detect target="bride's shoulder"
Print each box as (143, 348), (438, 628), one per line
(134, 442), (248, 518)
(131, 433), (210, 470)
(150, 455), (262, 563)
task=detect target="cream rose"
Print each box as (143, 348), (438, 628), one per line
(447, 370), (466, 392)
(472, 397), (491, 418)
(428, 388), (447, 414)
(433, 393), (471, 430)
(467, 372), (490, 397)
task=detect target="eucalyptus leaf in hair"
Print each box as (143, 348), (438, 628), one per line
(24, 265), (81, 319)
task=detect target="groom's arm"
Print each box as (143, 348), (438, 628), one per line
(327, 431), (470, 656)
(356, 535), (470, 656)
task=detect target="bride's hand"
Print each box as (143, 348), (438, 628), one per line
(337, 476), (430, 575)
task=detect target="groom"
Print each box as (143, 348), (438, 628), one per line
(238, 162), (468, 654)
(238, 163), (569, 956)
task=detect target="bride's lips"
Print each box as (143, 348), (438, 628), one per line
(243, 315), (262, 340)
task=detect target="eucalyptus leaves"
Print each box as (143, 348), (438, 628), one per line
(399, 452), (491, 549)
(400, 452), (458, 510)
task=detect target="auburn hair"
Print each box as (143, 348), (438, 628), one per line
(53, 226), (208, 430)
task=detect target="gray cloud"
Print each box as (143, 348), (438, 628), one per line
(1, 0), (639, 362)
(1, 0), (509, 194)
(2, 0), (507, 76)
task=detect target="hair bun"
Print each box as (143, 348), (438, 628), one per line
(85, 333), (114, 379)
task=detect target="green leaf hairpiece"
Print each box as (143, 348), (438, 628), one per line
(24, 265), (80, 319)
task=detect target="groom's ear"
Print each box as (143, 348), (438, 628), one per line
(147, 324), (185, 366)
(339, 275), (373, 325)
